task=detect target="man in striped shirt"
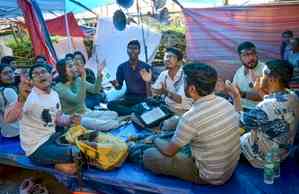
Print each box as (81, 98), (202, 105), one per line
(143, 63), (240, 185)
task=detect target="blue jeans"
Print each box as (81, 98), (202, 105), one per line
(85, 93), (106, 109)
(107, 95), (146, 116)
(29, 131), (80, 165)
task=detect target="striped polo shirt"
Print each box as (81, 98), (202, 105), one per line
(172, 94), (240, 185)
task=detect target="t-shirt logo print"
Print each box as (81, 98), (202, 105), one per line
(41, 109), (53, 127)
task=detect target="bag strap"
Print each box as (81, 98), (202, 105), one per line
(0, 87), (8, 108)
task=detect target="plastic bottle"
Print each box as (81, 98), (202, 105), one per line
(272, 143), (280, 178)
(264, 152), (274, 184)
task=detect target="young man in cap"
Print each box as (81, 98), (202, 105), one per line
(143, 63), (240, 185)
(226, 59), (299, 168)
(233, 41), (265, 109)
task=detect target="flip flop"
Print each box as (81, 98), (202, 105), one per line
(29, 183), (49, 194)
(19, 178), (34, 194)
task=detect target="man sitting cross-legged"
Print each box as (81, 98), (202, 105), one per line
(143, 63), (240, 185)
(16, 64), (81, 174)
(151, 47), (192, 130)
(226, 59), (299, 168)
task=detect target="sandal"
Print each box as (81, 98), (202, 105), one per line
(29, 183), (49, 194)
(19, 178), (35, 194)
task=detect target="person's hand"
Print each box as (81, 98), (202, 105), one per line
(77, 64), (86, 79)
(70, 114), (81, 126)
(224, 80), (240, 99)
(97, 59), (106, 79)
(140, 68), (152, 82)
(254, 77), (267, 98)
(160, 81), (168, 96)
(19, 76), (32, 103)
(110, 80), (119, 88)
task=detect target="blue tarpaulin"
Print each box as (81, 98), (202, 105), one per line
(0, 123), (299, 194)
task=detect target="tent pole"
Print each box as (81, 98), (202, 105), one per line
(137, 0), (148, 63)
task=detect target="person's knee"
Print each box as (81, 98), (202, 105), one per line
(107, 101), (120, 111)
(143, 148), (164, 170)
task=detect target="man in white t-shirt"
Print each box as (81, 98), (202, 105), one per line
(233, 41), (264, 109)
(151, 47), (192, 130)
(20, 64), (80, 175)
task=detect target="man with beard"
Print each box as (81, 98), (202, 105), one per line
(142, 63), (240, 185)
(226, 59), (299, 168)
(233, 41), (265, 109)
(108, 40), (152, 116)
(151, 47), (192, 130)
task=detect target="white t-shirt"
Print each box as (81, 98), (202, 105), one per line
(152, 68), (192, 113)
(233, 62), (265, 109)
(0, 87), (19, 137)
(20, 87), (61, 156)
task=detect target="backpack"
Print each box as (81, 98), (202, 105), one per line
(0, 87), (8, 113)
(65, 125), (128, 171)
(0, 87), (19, 137)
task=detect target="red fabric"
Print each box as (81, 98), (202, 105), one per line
(46, 12), (85, 37)
(18, 0), (56, 65)
(183, 4), (299, 80)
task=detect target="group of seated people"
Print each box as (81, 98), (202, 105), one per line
(0, 37), (299, 186)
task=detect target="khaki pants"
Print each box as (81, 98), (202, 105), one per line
(143, 148), (207, 184)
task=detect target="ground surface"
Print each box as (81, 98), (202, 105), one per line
(0, 165), (71, 194)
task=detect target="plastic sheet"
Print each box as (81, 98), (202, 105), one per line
(1, 124), (299, 194)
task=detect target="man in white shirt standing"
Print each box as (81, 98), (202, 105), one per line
(20, 64), (80, 175)
(151, 47), (192, 130)
(233, 41), (264, 109)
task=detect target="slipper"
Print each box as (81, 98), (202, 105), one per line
(19, 178), (35, 194)
(29, 183), (49, 194)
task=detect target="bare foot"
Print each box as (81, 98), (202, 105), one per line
(54, 163), (77, 175)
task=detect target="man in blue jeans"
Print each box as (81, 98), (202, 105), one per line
(19, 64), (81, 175)
(108, 40), (152, 116)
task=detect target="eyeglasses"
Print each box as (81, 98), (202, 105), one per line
(1, 70), (14, 76)
(32, 69), (49, 78)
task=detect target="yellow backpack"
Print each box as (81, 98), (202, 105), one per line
(66, 126), (128, 171)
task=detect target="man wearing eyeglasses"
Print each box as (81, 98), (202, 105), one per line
(232, 41), (265, 109)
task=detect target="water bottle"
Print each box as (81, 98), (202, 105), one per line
(272, 143), (280, 178)
(264, 152), (274, 184)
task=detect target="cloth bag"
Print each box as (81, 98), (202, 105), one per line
(66, 126), (128, 170)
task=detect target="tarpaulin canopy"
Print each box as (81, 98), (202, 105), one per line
(46, 12), (84, 37)
(183, 3), (299, 80)
(0, 0), (224, 18)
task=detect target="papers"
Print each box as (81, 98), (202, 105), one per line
(140, 107), (166, 125)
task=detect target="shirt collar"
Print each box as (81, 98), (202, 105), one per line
(167, 67), (183, 82)
(193, 93), (216, 105)
(32, 86), (51, 95)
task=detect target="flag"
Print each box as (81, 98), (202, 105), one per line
(18, 0), (57, 65)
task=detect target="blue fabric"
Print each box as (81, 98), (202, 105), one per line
(116, 61), (151, 98)
(1, 124), (299, 194)
(29, 132), (80, 165)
